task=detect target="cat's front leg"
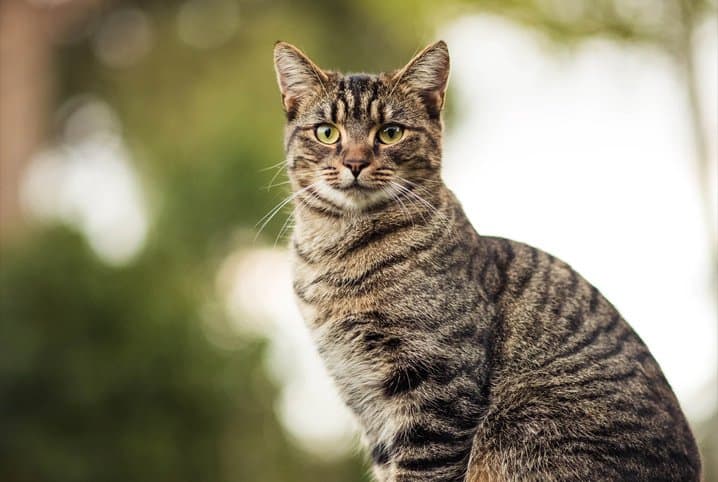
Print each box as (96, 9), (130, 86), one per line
(368, 437), (475, 482)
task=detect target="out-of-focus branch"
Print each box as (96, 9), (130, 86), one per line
(0, 1), (51, 240)
(0, 0), (108, 243)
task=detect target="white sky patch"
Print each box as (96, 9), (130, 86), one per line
(218, 248), (359, 460)
(20, 96), (149, 265)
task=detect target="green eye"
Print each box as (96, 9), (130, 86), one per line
(315, 124), (340, 144)
(377, 125), (404, 145)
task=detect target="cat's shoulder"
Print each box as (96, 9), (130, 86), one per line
(479, 235), (590, 287)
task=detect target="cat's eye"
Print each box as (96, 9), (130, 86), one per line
(377, 125), (404, 145)
(315, 124), (340, 144)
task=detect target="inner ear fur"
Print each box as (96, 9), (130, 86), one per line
(392, 41), (450, 118)
(273, 41), (328, 115)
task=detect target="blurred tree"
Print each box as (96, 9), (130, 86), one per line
(0, 227), (369, 482)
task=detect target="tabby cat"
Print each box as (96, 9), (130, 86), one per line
(272, 40), (701, 481)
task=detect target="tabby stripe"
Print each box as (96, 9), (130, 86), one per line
(423, 393), (485, 431)
(419, 90), (442, 120)
(552, 269), (579, 317)
(535, 314), (619, 372)
(371, 443), (391, 465)
(481, 311), (506, 403)
(511, 247), (539, 299)
(298, 193), (342, 219)
(433, 241), (467, 276)
(439, 321), (478, 343)
(349, 76), (370, 118)
(285, 103), (297, 122)
(549, 313), (621, 366)
(396, 446), (471, 471)
(342, 213), (431, 255)
(292, 280), (310, 303)
(564, 432), (691, 465)
(564, 443), (668, 467)
(545, 367), (640, 391)
(395, 424), (474, 447)
(321, 227), (446, 289)
(547, 386), (622, 405)
(534, 261), (554, 312)
(330, 101), (338, 123)
(383, 361), (432, 396)
(394, 155), (430, 167)
(609, 400), (658, 418)
(548, 326), (632, 376)
(477, 247), (495, 287)
(293, 240), (314, 264)
(293, 154), (319, 165)
(501, 238), (516, 266)
(490, 240), (515, 302)
(333, 310), (387, 336)
(569, 420), (653, 441)
(359, 197), (396, 215)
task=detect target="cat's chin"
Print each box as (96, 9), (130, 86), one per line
(316, 183), (390, 213)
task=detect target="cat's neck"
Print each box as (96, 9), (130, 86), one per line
(291, 184), (453, 258)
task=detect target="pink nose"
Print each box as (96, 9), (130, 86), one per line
(343, 159), (370, 177)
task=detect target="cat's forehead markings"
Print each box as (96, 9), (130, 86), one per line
(348, 75), (371, 119)
(331, 74), (385, 124)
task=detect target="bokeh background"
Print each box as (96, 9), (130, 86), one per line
(1, 0), (716, 481)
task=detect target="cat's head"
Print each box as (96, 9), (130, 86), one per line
(273, 41), (449, 214)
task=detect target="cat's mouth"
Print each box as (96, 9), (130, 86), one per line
(335, 179), (377, 193)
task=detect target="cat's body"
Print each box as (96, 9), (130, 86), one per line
(273, 41), (701, 481)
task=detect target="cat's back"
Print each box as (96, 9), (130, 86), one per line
(469, 236), (701, 481)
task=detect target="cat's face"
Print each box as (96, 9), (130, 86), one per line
(273, 41), (449, 214)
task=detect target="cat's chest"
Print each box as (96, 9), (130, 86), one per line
(290, 248), (448, 441)
(311, 314), (413, 444)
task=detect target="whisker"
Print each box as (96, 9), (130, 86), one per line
(274, 212), (295, 247)
(263, 177), (291, 191)
(255, 183), (316, 240)
(259, 159), (287, 172)
(389, 180), (445, 227)
(265, 164), (289, 191)
(389, 181), (435, 212)
(390, 188), (414, 227)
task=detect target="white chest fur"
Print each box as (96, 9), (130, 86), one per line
(311, 321), (412, 451)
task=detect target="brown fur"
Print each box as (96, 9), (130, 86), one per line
(272, 40), (701, 481)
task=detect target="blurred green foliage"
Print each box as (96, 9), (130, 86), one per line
(0, 0), (714, 481)
(0, 227), (369, 482)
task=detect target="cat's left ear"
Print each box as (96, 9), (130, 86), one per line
(393, 41), (450, 118)
(273, 41), (328, 116)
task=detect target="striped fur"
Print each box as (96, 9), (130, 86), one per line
(273, 41), (701, 481)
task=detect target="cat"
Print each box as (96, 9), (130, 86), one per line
(272, 40), (701, 481)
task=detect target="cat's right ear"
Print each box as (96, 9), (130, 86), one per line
(273, 42), (328, 116)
